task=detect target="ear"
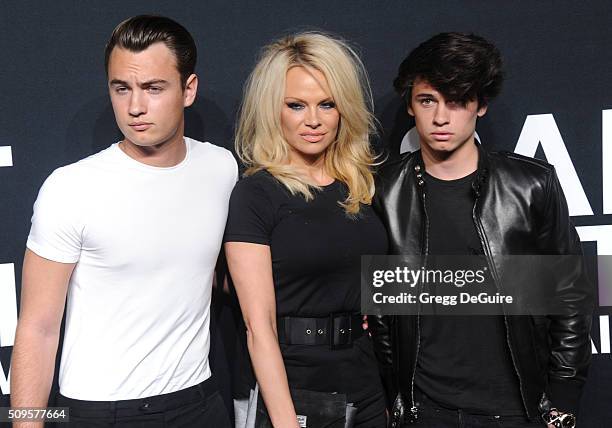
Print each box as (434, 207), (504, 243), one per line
(477, 104), (488, 118)
(407, 103), (415, 117)
(183, 74), (198, 107)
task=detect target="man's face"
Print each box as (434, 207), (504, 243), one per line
(107, 42), (197, 148)
(408, 79), (487, 156)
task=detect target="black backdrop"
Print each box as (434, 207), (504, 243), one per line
(1, 1), (611, 426)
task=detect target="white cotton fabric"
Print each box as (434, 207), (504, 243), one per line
(27, 137), (237, 400)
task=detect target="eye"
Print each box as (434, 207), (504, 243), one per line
(286, 102), (304, 110)
(446, 100), (464, 108)
(147, 86), (163, 94)
(420, 98), (435, 106)
(114, 86), (129, 94)
(319, 101), (336, 110)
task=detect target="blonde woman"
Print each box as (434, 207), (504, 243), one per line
(224, 32), (387, 427)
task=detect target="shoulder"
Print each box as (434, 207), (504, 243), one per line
(234, 169), (283, 195)
(187, 137), (238, 177)
(39, 145), (118, 193)
(375, 150), (419, 191)
(187, 137), (234, 161)
(488, 151), (555, 182)
(377, 150), (419, 178)
(229, 170), (293, 214)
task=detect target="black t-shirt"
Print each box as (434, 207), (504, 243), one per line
(224, 170), (387, 403)
(414, 171), (525, 416)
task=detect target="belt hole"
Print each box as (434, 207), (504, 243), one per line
(340, 329), (345, 334)
(306, 329), (312, 335)
(317, 329), (324, 335)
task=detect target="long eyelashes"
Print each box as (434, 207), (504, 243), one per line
(285, 101), (336, 110)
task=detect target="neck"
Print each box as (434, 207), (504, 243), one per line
(119, 126), (186, 168)
(289, 152), (333, 186)
(421, 138), (478, 180)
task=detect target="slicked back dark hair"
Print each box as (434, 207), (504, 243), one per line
(394, 32), (503, 107)
(104, 15), (197, 88)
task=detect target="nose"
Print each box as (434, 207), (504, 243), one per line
(128, 90), (146, 117)
(304, 106), (321, 128)
(433, 103), (450, 126)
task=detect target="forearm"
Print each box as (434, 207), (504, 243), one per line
(10, 323), (60, 428)
(369, 315), (397, 408)
(224, 242), (296, 426)
(547, 313), (592, 414)
(246, 326), (299, 428)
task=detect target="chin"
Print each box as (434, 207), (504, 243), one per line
(128, 133), (160, 146)
(427, 142), (457, 153)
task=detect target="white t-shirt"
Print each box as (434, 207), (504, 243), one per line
(27, 138), (237, 400)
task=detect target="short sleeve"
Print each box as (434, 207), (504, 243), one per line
(26, 168), (83, 263)
(223, 175), (277, 245)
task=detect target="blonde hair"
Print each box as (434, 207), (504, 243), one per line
(235, 31), (377, 214)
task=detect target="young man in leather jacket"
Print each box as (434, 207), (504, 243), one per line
(370, 32), (593, 427)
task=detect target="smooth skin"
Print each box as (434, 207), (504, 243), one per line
(10, 42), (197, 428)
(108, 42), (197, 167)
(10, 251), (74, 428)
(409, 78), (486, 180)
(226, 66), (339, 428)
(281, 66), (340, 184)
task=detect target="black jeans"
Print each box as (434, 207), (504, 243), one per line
(55, 377), (231, 427)
(406, 393), (544, 428)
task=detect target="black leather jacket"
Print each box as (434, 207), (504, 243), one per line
(369, 145), (593, 423)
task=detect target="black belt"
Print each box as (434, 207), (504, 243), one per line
(277, 313), (364, 349)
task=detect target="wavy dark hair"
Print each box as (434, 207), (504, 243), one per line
(104, 15), (196, 88)
(394, 32), (503, 107)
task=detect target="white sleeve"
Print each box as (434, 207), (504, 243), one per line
(26, 168), (83, 263)
(227, 150), (239, 184)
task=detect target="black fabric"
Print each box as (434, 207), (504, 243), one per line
(224, 170), (387, 422)
(414, 171), (525, 416)
(408, 390), (544, 427)
(255, 388), (348, 428)
(54, 378), (230, 427)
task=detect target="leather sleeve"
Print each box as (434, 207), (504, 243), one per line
(538, 167), (595, 415)
(368, 315), (398, 410)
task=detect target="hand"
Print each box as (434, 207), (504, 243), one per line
(546, 408), (559, 428)
(543, 408), (576, 428)
(362, 315), (368, 330)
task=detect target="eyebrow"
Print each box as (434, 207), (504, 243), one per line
(109, 79), (169, 87)
(284, 96), (334, 103)
(415, 93), (436, 98)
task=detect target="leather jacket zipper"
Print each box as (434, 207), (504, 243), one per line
(409, 186), (429, 422)
(471, 199), (531, 418)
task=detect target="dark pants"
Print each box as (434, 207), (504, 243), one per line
(406, 393), (544, 428)
(55, 377), (231, 427)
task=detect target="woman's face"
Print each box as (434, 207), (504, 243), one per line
(280, 66), (340, 166)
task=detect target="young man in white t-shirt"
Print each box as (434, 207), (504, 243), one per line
(10, 15), (236, 427)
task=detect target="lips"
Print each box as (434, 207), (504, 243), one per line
(300, 132), (326, 143)
(129, 122), (152, 131)
(431, 132), (453, 141)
